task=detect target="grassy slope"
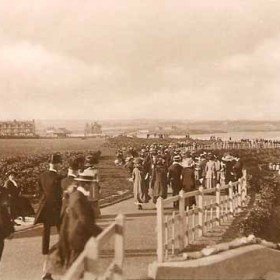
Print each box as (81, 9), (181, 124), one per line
(0, 137), (132, 203)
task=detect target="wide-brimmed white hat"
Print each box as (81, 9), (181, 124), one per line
(75, 168), (97, 182)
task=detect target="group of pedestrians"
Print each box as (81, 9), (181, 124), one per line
(115, 143), (243, 210)
(0, 152), (102, 280)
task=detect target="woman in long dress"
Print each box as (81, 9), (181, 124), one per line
(132, 158), (145, 209)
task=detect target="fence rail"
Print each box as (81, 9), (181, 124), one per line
(156, 170), (248, 263)
(193, 141), (278, 151)
(63, 214), (125, 280)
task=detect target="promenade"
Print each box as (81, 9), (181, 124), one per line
(0, 197), (158, 280)
(0, 191), (234, 280)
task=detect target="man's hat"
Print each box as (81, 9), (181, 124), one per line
(50, 153), (62, 164)
(74, 168), (97, 182)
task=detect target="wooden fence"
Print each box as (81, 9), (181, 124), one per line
(156, 171), (248, 263)
(63, 214), (125, 280)
(194, 141), (278, 151)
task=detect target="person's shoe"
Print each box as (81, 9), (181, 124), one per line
(138, 205), (143, 210)
(41, 273), (54, 280)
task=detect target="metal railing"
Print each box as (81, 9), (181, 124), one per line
(156, 171), (248, 263)
(63, 214), (125, 280)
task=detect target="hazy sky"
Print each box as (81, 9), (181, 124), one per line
(1, 0), (280, 120)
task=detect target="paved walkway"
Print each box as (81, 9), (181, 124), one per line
(0, 197), (160, 280)
(0, 194), (234, 280)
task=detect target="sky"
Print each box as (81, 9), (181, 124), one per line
(0, 0), (280, 120)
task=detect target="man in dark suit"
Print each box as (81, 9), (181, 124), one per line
(34, 153), (62, 280)
(168, 155), (183, 208)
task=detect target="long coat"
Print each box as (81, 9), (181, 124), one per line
(67, 190), (102, 265)
(181, 167), (196, 207)
(181, 167), (196, 192)
(34, 170), (62, 226)
(168, 163), (183, 193)
(151, 166), (168, 199)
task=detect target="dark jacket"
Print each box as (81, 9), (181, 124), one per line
(233, 160), (243, 180)
(181, 167), (196, 192)
(151, 166), (168, 198)
(34, 170), (62, 226)
(224, 160), (235, 184)
(168, 163), (183, 191)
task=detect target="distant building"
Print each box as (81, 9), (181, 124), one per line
(84, 122), (102, 136)
(45, 127), (72, 138)
(0, 120), (36, 137)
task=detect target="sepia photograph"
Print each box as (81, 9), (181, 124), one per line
(1, 1), (280, 279)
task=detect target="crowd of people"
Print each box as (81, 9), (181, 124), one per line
(115, 143), (244, 210)
(0, 153), (102, 280)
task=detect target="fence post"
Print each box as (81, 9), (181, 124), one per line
(228, 181), (233, 217)
(241, 170), (247, 206)
(85, 237), (100, 277)
(198, 186), (204, 238)
(237, 179), (242, 212)
(215, 183), (220, 226)
(114, 214), (125, 278)
(156, 197), (165, 263)
(179, 190), (186, 251)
